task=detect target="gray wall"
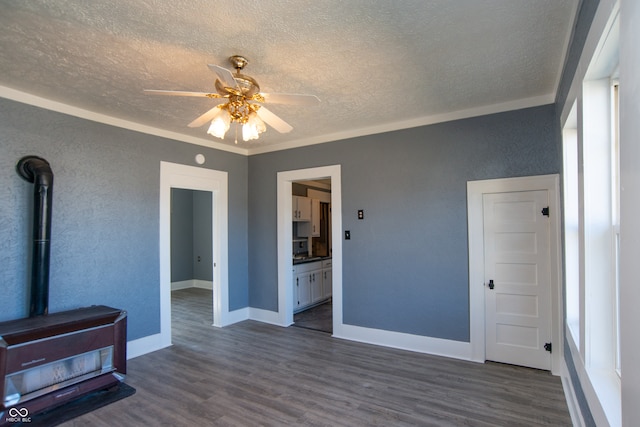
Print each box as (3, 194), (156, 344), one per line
(171, 188), (194, 282)
(248, 104), (560, 342)
(192, 190), (213, 280)
(170, 189), (213, 282)
(0, 98), (249, 339)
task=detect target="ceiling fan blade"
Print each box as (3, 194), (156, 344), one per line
(260, 93), (320, 106)
(256, 106), (293, 133)
(187, 104), (226, 128)
(207, 64), (238, 89)
(144, 89), (219, 98)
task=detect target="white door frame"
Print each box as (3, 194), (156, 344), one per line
(467, 174), (563, 374)
(159, 161), (229, 348)
(277, 165), (342, 330)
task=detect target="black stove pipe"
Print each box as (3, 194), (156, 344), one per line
(17, 156), (54, 317)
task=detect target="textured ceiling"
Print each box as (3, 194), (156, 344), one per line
(0, 1), (578, 155)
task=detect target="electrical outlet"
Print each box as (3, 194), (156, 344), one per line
(358, 210), (364, 219)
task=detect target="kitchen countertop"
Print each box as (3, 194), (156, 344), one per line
(293, 256), (331, 265)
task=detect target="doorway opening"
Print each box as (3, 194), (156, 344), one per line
(170, 188), (214, 341)
(276, 165), (343, 334)
(159, 161), (229, 349)
(291, 179), (332, 333)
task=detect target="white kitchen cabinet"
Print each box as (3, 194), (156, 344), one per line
(293, 259), (332, 313)
(310, 269), (323, 304)
(310, 198), (320, 237)
(295, 273), (311, 309)
(294, 260), (321, 312)
(292, 196), (312, 222)
(322, 259), (332, 299)
(298, 198), (320, 236)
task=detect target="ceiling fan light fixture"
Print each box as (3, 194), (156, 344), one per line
(207, 107), (231, 139)
(242, 112), (266, 141)
(145, 55), (319, 143)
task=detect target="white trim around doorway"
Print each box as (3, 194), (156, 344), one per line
(159, 161), (229, 348)
(276, 165), (343, 330)
(467, 174), (563, 375)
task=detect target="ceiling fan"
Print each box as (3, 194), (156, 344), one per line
(144, 55), (320, 143)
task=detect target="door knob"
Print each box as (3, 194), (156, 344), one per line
(488, 280), (495, 290)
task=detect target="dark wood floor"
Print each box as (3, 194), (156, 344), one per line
(62, 288), (571, 426)
(294, 300), (332, 333)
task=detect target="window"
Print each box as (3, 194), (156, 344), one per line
(612, 81), (620, 376)
(561, 7), (620, 425)
(563, 102), (579, 346)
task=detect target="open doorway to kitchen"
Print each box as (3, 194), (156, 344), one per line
(276, 165), (343, 335)
(292, 179), (333, 332)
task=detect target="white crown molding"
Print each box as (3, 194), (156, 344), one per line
(247, 93), (555, 155)
(2, 85), (553, 157)
(0, 85), (248, 156)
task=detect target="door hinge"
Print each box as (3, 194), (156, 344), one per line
(541, 207), (550, 217)
(544, 342), (552, 353)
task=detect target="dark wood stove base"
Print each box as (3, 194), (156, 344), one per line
(1, 373), (126, 427)
(18, 382), (135, 427)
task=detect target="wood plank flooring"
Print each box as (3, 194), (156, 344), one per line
(61, 288), (571, 426)
(294, 301), (332, 333)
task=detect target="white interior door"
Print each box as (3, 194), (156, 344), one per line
(483, 190), (552, 370)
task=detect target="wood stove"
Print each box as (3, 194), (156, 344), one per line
(0, 306), (126, 424)
(1, 157), (127, 425)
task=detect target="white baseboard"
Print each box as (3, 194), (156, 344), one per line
(333, 323), (475, 362)
(561, 359), (586, 427)
(193, 280), (213, 290)
(171, 280), (213, 291)
(249, 307), (284, 326)
(133, 309), (471, 364)
(132, 306), (471, 365)
(127, 333), (170, 360)
(246, 310), (474, 361)
(171, 280), (192, 291)
(224, 307), (249, 326)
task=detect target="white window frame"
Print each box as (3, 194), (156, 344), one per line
(560, 4), (621, 425)
(562, 102), (580, 348)
(611, 80), (621, 377)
